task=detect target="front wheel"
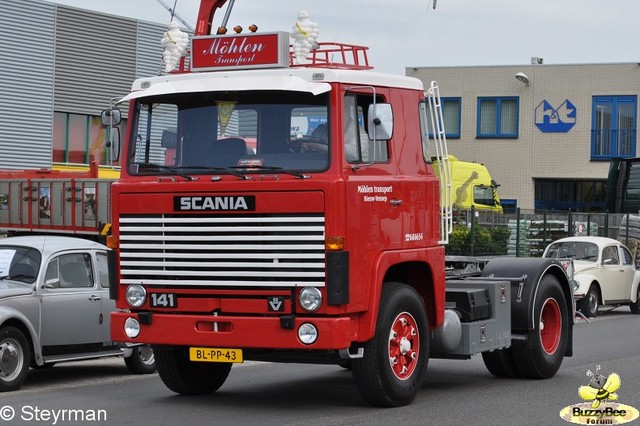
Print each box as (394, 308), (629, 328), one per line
(0, 326), (31, 392)
(154, 346), (232, 395)
(578, 284), (599, 318)
(124, 344), (156, 374)
(512, 274), (569, 379)
(352, 282), (428, 407)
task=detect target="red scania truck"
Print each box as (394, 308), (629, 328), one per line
(107, 0), (574, 407)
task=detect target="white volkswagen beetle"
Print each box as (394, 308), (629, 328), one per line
(0, 235), (155, 391)
(543, 236), (640, 317)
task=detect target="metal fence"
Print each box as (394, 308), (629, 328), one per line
(447, 207), (637, 257)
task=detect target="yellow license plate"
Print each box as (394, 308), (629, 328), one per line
(189, 347), (243, 363)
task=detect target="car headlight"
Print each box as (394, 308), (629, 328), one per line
(126, 284), (147, 308)
(299, 287), (322, 312)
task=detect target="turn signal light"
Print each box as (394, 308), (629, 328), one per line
(106, 235), (119, 249)
(325, 236), (345, 251)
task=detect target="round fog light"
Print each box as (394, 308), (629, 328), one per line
(124, 317), (141, 338)
(126, 284), (147, 308)
(299, 287), (322, 312)
(298, 322), (318, 345)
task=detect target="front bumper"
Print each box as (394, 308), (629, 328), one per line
(111, 312), (359, 350)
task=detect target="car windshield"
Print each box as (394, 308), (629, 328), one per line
(544, 241), (599, 261)
(127, 90), (330, 177)
(0, 246), (42, 284)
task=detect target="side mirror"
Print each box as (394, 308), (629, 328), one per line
(101, 108), (122, 162)
(367, 103), (393, 140)
(101, 108), (122, 126)
(110, 128), (121, 162)
(43, 278), (61, 289)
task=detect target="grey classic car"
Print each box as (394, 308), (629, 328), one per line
(0, 235), (155, 391)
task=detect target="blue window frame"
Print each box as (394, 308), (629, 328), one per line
(591, 96), (637, 159)
(476, 97), (519, 138)
(427, 97), (461, 139)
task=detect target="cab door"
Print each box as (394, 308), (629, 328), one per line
(39, 252), (103, 346)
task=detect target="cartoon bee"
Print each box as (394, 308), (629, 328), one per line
(578, 365), (620, 408)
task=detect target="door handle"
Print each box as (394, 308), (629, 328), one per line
(389, 199), (403, 206)
(88, 295), (101, 302)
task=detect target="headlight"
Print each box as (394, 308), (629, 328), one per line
(298, 323), (318, 345)
(299, 287), (322, 312)
(126, 284), (147, 308)
(124, 317), (141, 338)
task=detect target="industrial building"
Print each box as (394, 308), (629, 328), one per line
(408, 61), (639, 212)
(5, 0), (638, 211)
(4, 0), (173, 178)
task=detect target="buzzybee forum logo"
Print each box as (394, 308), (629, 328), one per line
(559, 365), (639, 424)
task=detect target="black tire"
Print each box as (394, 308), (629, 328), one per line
(578, 284), (599, 318)
(630, 285), (640, 314)
(481, 348), (519, 378)
(124, 345), (156, 374)
(352, 282), (428, 407)
(338, 360), (352, 370)
(154, 346), (232, 395)
(512, 274), (568, 379)
(0, 326), (31, 392)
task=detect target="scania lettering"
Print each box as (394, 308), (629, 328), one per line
(176, 195), (255, 211)
(107, 0), (574, 407)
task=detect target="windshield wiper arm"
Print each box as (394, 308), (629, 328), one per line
(229, 165), (310, 179)
(186, 166), (250, 180)
(134, 162), (197, 181)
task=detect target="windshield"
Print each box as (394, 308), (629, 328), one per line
(473, 185), (499, 207)
(0, 246), (42, 284)
(544, 241), (599, 261)
(127, 90), (330, 176)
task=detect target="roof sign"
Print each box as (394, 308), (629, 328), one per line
(191, 32), (290, 71)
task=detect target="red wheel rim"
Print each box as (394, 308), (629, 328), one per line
(388, 312), (420, 380)
(539, 298), (562, 355)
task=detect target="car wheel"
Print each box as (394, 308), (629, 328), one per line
(124, 344), (156, 374)
(0, 326), (31, 392)
(351, 282), (428, 407)
(630, 285), (640, 314)
(578, 285), (599, 318)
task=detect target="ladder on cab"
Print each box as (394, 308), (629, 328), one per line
(426, 81), (452, 245)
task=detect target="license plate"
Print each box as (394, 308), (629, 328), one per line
(189, 347), (243, 363)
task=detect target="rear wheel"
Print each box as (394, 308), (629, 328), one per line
(578, 284), (599, 318)
(154, 346), (231, 395)
(512, 274), (568, 379)
(352, 282), (428, 407)
(481, 348), (519, 378)
(0, 326), (30, 392)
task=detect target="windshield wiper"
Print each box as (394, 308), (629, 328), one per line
(186, 166), (250, 180)
(134, 162), (197, 181)
(229, 165), (310, 179)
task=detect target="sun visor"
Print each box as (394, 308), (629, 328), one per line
(118, 76), (331, 103)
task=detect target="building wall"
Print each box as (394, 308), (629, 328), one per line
(3, 0), (173, 171)
(3, 0), (56, 169)
(408, 63), (640, 210)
